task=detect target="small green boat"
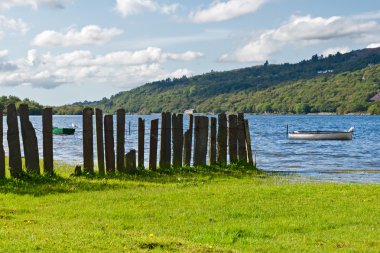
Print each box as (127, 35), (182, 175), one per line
(52, 127), (75, 135)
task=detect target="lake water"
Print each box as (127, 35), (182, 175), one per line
(2, 115), (380, 183)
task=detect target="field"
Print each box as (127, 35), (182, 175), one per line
(0, 164), (380, 252)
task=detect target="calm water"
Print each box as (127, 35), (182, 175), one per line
(2, 115), (380, 183)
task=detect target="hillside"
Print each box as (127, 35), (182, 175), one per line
(59, 47), (380, 115)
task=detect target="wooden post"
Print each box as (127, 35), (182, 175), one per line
(7, 104), (22, 178)
(82, 107), (94, 173)
(104, 115), (115, 173)
(165, 112), (172, 167)
(172, 113), (183, 167)
(159, 112), (166, 168)
(193, 116), (209, 166)
(209, 117), (217, 165)
(217, 113), (227, 165)
(0, 105), (4, 178)
(19, 104), (40, 174)
(116, 109), (125, 172)
(125, 149), (136, 172)
(116, 109), (125, 173)
(149, 119), (159, 171)
(159, 112), (171, 168)
(237, 113), (247, 163)
(138, 118), (145, 169)
(42, 108), (53, 175)
(95, 108), (105, 176)
(228, 114), (238, 163)
(183, 114), (193, 167)
(244, 120), (254, 166)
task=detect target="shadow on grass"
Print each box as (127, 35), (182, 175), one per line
(0, 163), (265, 196)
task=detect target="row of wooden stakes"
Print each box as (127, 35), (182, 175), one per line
(0, 104), (52, 178)
(0, 103), (254, 178)
(82, 108), (254, 175)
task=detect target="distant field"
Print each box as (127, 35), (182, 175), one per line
(0, 165), (380, 252)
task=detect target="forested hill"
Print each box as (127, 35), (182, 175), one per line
(59, 47), (380, 115)
(0, 96), (43, 115)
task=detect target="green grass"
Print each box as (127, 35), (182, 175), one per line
(1, 164), (380, 252)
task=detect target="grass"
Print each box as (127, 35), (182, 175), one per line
(0, 163), (380, 252)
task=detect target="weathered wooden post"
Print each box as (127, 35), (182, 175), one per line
(159, 112), (171, 168)
(19, 104), (40, 174)
(138, 118), (145, 169)
(125, 149), (136, 172)
(7, 104), (22, 178)
(0, 105), (4, 178)
(172, 113), (183, 167)
(228, 114), (238, 163)
(217, 113), (227, 165)
(149, 119), (159, 171)
(104, 115), (115, 173)
(237, 113), (247, 163)
(95, 109), (105, 175)
(116, 109), (125, 172)
(159, 112), (166, 169)
(43, 107), (53, 175)
(165, 112), (172, 166)
(244, 120), (254, 166)
(193, 116), (209, 166)
(82, 107), (94, 173)
(209, 117), (217, 165)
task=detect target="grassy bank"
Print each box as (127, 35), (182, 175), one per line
(0, 164), (380, 252)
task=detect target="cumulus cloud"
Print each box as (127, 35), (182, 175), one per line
(0, 50), (9, 58)
(115, 0), (179, 16)
(161, 4), (179, 15)
(0, 0), (71, 10)
(32, 25), (123, 47)
(0, 16), (28, 39)
(43, 47), (203, 66)
(367, 43), (380, 49)
(221, 14), (380, 62)
(321, 47), (350, 56)
(0, 47), (203, 89)
(189, 0), (267, 23)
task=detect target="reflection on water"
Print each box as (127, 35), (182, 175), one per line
(2, 115), (380, 183)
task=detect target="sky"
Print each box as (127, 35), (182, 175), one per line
(0, 0), (380, 106)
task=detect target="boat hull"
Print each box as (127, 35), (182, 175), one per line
(53, 127), (75, 135)
(288, 131), (353, 140)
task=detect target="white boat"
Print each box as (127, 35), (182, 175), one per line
(288, 127), (354, 140)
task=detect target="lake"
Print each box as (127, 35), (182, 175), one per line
(2, 115), (380, 183)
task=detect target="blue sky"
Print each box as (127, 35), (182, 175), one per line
(0, 0), (380, 105)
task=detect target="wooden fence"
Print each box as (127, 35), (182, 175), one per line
(0, 104), (254, 178)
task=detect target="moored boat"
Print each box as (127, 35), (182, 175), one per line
(53, 127), (75, 135)
(288, 127), (354, 140)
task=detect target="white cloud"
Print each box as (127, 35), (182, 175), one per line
(367, 43), (380, 49)
(189, 0), (267, 23)
(0, 0), (71, 10)
(0, 50), (9, 58)
(0, 47), (203, 89)
(0, 16), (28, 39)
(161, 4), (179, 15)
(116, 0), (157, 16)
(44, 47), (203, 66)
(321, 47), (350, 56)
(221, 14), (380, 62)
(32, 25), (123, 47)
(115, 0), (179, 17)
